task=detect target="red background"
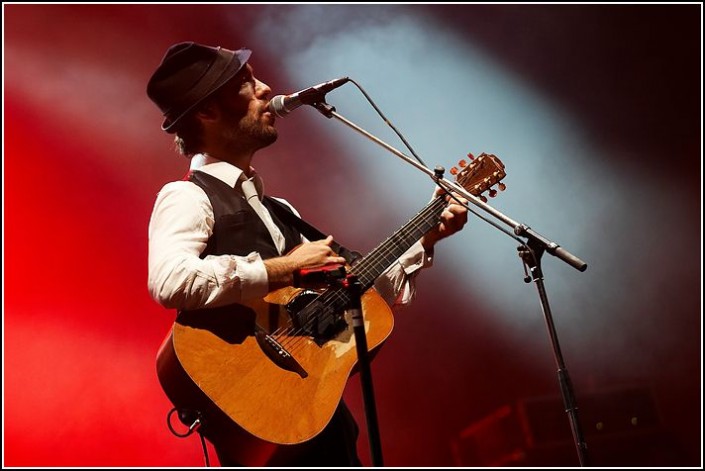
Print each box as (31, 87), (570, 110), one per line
(4, 4), (701, 467)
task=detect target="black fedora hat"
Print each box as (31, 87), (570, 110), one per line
(147, 42), (251, 133)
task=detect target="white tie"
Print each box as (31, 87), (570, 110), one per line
(240, 177), (286, 255)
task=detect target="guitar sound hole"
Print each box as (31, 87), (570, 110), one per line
(286, 290), (347, 344)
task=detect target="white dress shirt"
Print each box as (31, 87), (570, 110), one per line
(148, 154), (433, 312)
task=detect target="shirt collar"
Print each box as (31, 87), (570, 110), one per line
(190, 153), (265, 198)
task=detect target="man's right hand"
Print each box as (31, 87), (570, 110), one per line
(264, 235), (346, 289)
(288, 235), (347, 268)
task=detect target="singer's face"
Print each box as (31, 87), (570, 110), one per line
(216, 64), (278, 152)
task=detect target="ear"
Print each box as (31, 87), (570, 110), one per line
(194, 100), (220, 125)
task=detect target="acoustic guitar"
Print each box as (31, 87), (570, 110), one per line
(156, 153), (507, 447)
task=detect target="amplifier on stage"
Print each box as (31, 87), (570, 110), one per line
(450, 385), (684, 467)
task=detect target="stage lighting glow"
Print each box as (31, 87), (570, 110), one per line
(251, 5), (696, 365)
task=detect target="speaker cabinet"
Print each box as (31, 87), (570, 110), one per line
(451, 385), (688, 467)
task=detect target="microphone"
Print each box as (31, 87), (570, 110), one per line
(268, 77), (350, 118)
(293, 264), (347, 289)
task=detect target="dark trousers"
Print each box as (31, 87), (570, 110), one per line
(212, 401), (361, 467)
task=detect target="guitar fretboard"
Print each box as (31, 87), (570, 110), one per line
(313, 195), (446, 314)
(354, 196), (446, 290)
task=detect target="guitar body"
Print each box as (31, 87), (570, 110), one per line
(156, 286), (394, 448)
(155, 152), (507, 464)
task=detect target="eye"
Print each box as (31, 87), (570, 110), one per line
(240, 73), (255, 90)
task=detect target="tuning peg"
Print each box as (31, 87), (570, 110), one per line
(488, 188), (498, 198)
(467, 152), (475, 160)
(479, 195), (487, 203)
(498, 182), (506, 191)
(458, 159), (467, 168)
(450, 166), (458, 176)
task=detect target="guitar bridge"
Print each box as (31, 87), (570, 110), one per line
(255, 329), (308, 378)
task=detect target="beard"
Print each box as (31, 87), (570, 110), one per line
(220, 106), (278, 153)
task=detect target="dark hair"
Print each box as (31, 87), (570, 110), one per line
(173, 112), (204, 157)
(171, 82), (234, 157)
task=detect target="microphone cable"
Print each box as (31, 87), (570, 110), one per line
(346, 78), (529, 257)
(347, 78), (428, 169)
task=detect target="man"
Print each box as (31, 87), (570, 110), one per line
(146, 42), (468, 466)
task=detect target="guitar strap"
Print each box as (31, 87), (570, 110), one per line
(265, 197), (362, 266)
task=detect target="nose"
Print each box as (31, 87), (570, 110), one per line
(255, 78), (271, 98)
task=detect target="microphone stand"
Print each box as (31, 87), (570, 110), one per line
(312, 100), (590, 466)
(342, 274), (384, 467)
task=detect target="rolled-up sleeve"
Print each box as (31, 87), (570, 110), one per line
(373, 240), (433, 307)
(147, 181), (269, 311)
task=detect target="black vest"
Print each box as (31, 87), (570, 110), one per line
(189, 170), (302, 259)
(176, 171), (303, 322)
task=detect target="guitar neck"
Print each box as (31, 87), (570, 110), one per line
(294, 195), (446, 333)
(353, 195), (446, 291)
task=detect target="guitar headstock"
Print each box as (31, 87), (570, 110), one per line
(450, 152), (507, 202)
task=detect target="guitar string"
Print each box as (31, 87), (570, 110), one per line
(269, 197), (447, 355)
(273, 197), (446, 352)
(266, 199), (443, 353)
(266, 158), (501, 357)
